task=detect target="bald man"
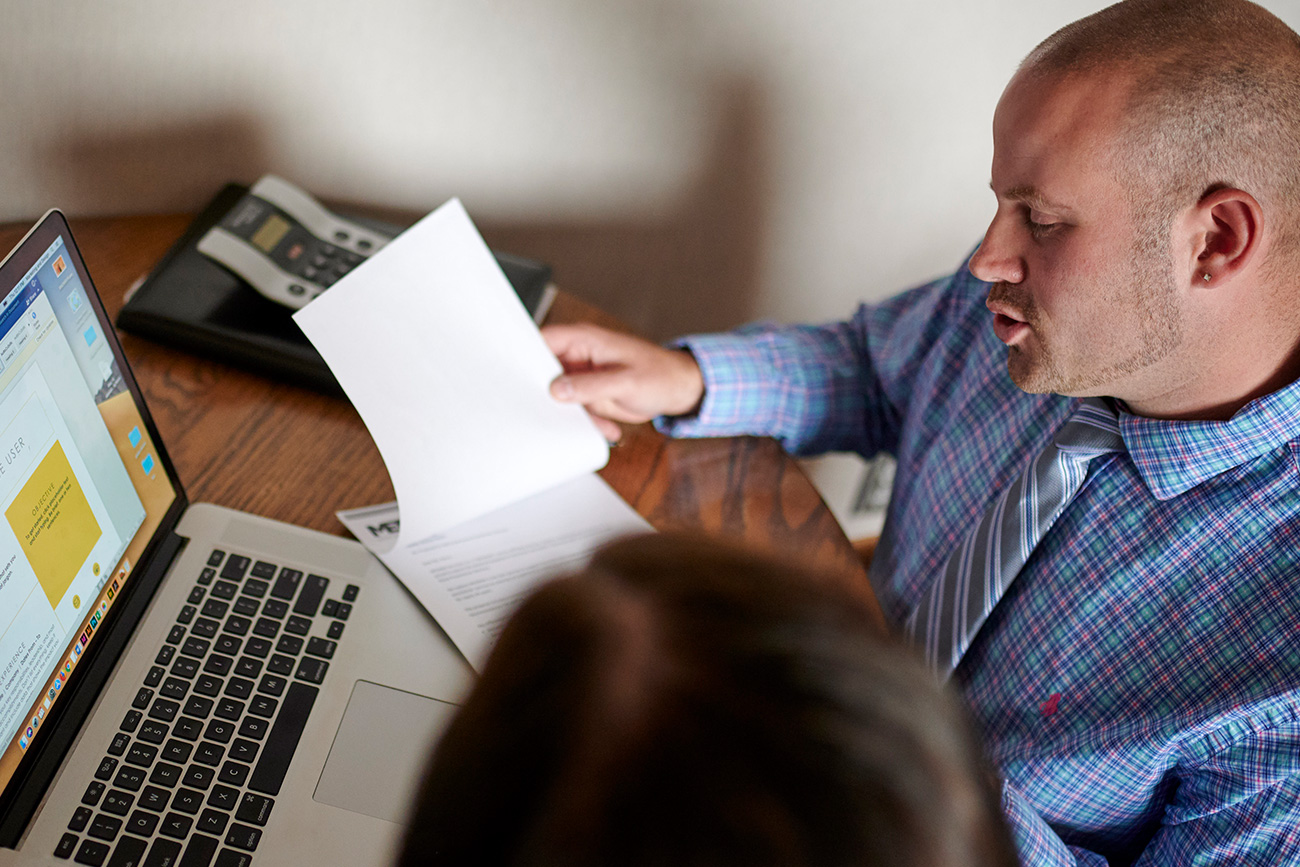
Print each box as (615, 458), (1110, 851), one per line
(543, 2), (1300, 864)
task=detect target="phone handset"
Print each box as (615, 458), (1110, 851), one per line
(197, 175), (393, 309)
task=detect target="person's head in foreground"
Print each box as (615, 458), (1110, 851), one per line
(397, 534), (1017, 867)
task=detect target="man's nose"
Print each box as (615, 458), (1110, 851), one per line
(968, 216), (1025, 285)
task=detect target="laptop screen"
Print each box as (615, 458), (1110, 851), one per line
(0, 215), (180, 802)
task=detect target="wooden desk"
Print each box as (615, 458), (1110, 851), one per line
(0, 213), (877, 620)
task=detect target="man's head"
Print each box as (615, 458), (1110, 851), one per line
(970, 0), (1300, 418)
(397, 534), (1017, 867)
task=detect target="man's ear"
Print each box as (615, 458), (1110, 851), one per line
(1188, 187), (1263, 288)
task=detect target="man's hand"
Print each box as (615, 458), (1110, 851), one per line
(542, 323), (705, 442)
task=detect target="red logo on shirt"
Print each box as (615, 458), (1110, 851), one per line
(1040, 693), (1062, 717)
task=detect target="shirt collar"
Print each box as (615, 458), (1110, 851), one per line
(1117, 377), (1300, 500)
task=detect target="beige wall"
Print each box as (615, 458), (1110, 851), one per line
(4, 0), (1299, 336)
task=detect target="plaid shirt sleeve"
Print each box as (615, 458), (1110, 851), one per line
(656, 271), (965, 456)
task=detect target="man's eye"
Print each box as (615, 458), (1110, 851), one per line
(1024, 211), (1061, 238)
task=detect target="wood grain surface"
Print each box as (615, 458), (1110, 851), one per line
(0, 213), (876, 619)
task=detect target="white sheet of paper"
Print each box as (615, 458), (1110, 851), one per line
(338, 474), (652, 669)
(294, 198), (609, 545)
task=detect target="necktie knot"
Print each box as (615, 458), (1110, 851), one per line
(1053, 397), (1123, 456)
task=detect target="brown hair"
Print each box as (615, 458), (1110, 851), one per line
(398, 533), (1016, 867)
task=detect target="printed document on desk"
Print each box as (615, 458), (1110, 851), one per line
(338, 475), (649, 669)
(295, 197), (651, 669)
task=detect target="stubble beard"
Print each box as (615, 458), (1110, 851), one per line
(994, 243), (1184, 396)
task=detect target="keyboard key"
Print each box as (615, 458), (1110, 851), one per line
(184, 696), (214, 719)
(132, 689), (154, 711)
(275, 635), (303, 656)
(207, 785), (240, 812)
(217, 761), (250, 787)
(114, 766), (146, 792)
(190, 618), (219, 639)
(234, 793), (273, 827)
(160, 678), (190, 701)
(154, 646), (175, 666)
(237, 716), (268, 740)
(221, 555), (250, 582)
(247, 696), (277, 718)
(207, 551), (226, 567)
(223, 823), (261, 853)
(248, 682), (317, 795)
(170, 657), (200, 680)
(126, 809), (160, 836)
(148, 762), (182, 788)
(321, 599), (338, 618)
(162, 739), (193, 764)
(260, 600), (288, 620)
(342, 584), (359, 602)
(74, 839), (110, 866)
(215, 698), (245, 721)
(159, 812), (192, 839)
(180, 834), (219, 867)
(224, 678), (254, 700)
(121, 711), (143, 734)
(166, 626), (186, 645)
(283, 616), (311, 636)
(194, 675), (223, 697)
(177, 605), (196, 625)
(204, 655), (233, 676)
(294, 657), (328, 684)
(205, 719), (235, 744)
(201, 599), (229, 620)
(101, 789), (134, 817)
(138, 786), (171, 812)
(107, 835), (147, 867)
(143, 838), (181, 867)
(211, 581), (238, 601)
(197, 568), (216, 587)
(269, 568), (302, 600)
(250, 560), (277, 579)
(293, 575), (329, 616)
(228, 739), (258, 764)
(187, 587), (206, 605)
(252, 618), (279, 639)
(148, 699), (179, 723)
(243, 636), (272, 658)
(55, 831), (79, 859)
(173, 716), (204, 741)
(214, 848), (250, 867)
(214, 635), (242, 656)
(108, 733), (131, 756)
(306, 637), (336, 659)
(242, 578), (269, 598)
(87, 814), (121, 841)
(171, 787), (204, 815)
(143, 667), (165, 688)
(181, 637), (210, 659)
(335, 603), (351, 621)
(326, 621), (344, 640)
(232, 597), (260, 618)
(195, 742), (226, 766)
(257, 675), (286, 697)
(267, 655), (294, 676)
(70, 806), (93, 831)
(233, 657), (261, 679)
(182, 765), (216, 790)
(222, 616), (251, 637)
(95, 757), (119, 781)
(197, 809), (229, 836)
(125, 743), (158, 767)
(82, 782), (106, 808)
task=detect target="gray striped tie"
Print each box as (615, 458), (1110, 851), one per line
(906, 397), (1124, 677)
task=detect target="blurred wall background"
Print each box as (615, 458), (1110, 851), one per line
(4, 0), (1297, 532)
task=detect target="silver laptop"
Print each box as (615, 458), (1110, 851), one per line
(0, 211), (473, 867)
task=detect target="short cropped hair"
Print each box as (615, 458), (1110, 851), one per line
(1025, 0), (1300, 269)
(397, 534), (1017, 867)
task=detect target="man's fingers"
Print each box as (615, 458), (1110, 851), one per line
(550, 368), (637, 408)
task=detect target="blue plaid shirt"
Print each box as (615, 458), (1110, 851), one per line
(660, 258), (1300, 866)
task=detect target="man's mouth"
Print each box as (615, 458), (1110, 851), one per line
(986, 288), (1032, 345)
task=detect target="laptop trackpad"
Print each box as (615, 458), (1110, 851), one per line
(314, 681), (459, 824)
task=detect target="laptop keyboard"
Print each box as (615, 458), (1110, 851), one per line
(53, 549), (358, 867)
